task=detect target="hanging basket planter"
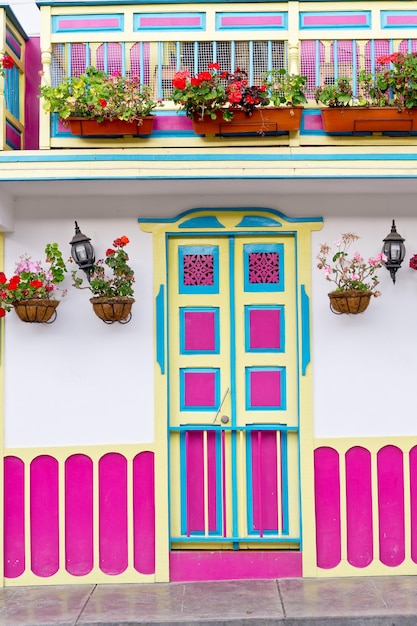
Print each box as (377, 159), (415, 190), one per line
(192, 107), (303, 135)
(13, 299), (60, 323)
(64, 116), (155, 137)
(328, 290), (372, 315)
(90, 297), (135, 324)
(320, 107), (417, 133)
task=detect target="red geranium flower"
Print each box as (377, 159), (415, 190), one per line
(0, 307), (6, 317)
(1, 54), (14, 70)
(30, 280), (43, 289)
(106, 248), (115, 256)
(191, 76), (202, 87)
(99, 99), (107, 107)
(197, 71), (212, 82)
(0, 272), (7, 284)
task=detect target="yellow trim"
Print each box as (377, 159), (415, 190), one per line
(141, 208), (322, 560)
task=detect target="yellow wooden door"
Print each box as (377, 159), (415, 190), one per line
(168, 233), (300, 549)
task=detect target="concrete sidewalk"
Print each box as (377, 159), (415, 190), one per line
(1, 576), (417, 625)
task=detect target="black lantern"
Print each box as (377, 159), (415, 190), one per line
(382, 220), (406, 284)
(70, 221), (95, 281)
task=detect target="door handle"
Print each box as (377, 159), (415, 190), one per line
(212, 387), (229, 424)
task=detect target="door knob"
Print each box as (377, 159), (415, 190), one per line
(220, 415), (229, 424)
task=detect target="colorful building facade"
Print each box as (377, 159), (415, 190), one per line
(1, 0), (417, 587)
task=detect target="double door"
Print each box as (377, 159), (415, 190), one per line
(168, 234), (300, 548)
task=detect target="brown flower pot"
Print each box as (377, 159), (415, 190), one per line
(192, 107), (303, 135)
(328, 290), (372, 315)
(320, 107), (417, 133)
(90, 297), (135, 323)
(13, 299), (60, 323)
(64, 116), (155, 136)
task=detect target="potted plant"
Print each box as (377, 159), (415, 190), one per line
(72, 235), (135, 323)
(39, 66), (160, 136)
(317, 233), (386, 314)
(0, 243), (67, 323)
(172, 63), (307, 135)
(315, 52), (417, 133)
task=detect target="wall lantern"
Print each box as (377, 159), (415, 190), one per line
(70, 221), (95, 281)
(382, 220), (406, 284)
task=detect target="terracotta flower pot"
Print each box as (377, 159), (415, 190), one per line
(328, 290), (372, 315)
(192, 107), (303, 135)
(90, 297), (135, 323)
(13, 299), (60, 323)
(64, 116), (155, 136)
(320, 107), (417, 133)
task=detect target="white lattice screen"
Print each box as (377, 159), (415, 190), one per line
(51, 38), (417, 100)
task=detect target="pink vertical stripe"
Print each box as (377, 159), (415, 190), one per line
(409, 446), (417, 563)
(186, 431), (218, 534)
(99, 453), (128, 574)
(252, 432), (278, 533)
(314, 447), (341, 568)
(24, 37), (41, 149)
(377, 445), (405, 566)
(222, 431), (227, 537)
(30, 456), (59, 577)
(65, 455), (94, 576)
(257, 432), (264, 537)
(133, 452), (155, 575)
(4, 456), (25, 578)
(345, 447), (373, 567)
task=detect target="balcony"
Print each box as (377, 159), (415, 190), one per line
(2, 1), (417, 151)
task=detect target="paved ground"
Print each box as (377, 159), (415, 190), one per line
(1, 576), (417, 625)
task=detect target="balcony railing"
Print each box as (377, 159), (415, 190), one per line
(31, 0), (417, 148)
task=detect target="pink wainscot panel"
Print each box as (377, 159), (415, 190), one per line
(30, 455), (60, 577)
(65, 454), (94, 576)
(133, 451), (156, 575)
(99, 453), (128, 574)
(377, 445), (405, 566)
(314, 447), (341, 569)
(4, 456), (25, 578)
(170, 550), (302, 582)
(345, 446), (373, 567)
(409, 446), (417, 563)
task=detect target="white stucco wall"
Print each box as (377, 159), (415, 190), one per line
(4, 218), (154, 448)
(312, 216), (417, 439)
(4, 203), (417, 448)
